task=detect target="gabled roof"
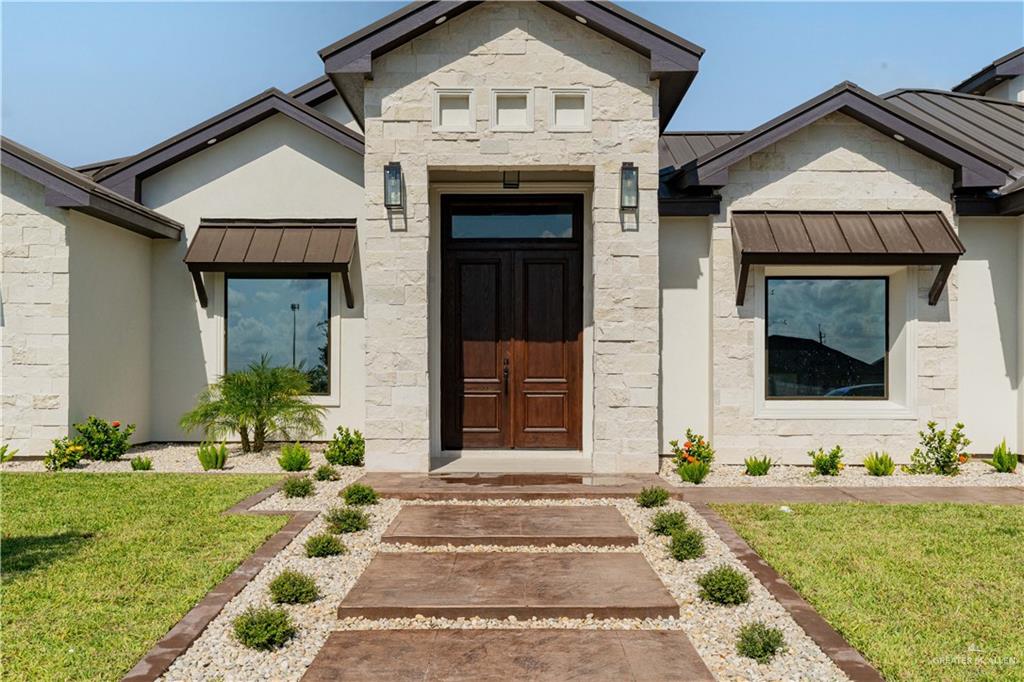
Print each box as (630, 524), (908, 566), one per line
(288, 75), (341, 107)
(667, 81), (1012, 192)
(1, 137), (183, 240)
(659, 131), (745, 171)
(94, 88), (365, 201)
(318, 0), (703, 132)
(74, 155), (134, 178)
(952, 47), (1024, 96)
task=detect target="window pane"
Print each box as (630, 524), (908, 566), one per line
(451, 212), (573, 239)
(226, 277), (330, 394)
(766, 278), (886, 398)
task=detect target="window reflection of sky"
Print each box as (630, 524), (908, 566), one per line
(452, 213), (572, 239)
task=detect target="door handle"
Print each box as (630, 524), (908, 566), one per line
(503, 360), (509, 395)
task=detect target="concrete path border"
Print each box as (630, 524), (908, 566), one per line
(121, 480), (314, 682)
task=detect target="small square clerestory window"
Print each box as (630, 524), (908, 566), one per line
(549, 88), (591, 131)
(433, 89), (475, 132)
(491, 89), (533, 131)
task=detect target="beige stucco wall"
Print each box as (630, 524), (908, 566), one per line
(68, 212), (152, 442)
(659, 216), (711, 451)
(313, 94), (362, 134)
(712, 112), (959, 464)
(361, 1), (661, 471)
(986, 74), (1024, 103)
(142, 113), (366, 442)
(1, 168), (71, 455)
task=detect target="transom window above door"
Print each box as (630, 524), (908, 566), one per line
(446, 196), (580, 241)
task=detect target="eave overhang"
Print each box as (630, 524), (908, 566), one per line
(952, 47), (1024, 96)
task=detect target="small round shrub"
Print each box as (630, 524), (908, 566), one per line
(669, 528), (705, 561)
(324, 426), (365, 466)
(278, 442), (312, 472)
(282, 477), (314, 498)
(342, 483), (378, 506)
(677, 460), (711, 484)
(697, 565), (750, 605)
(43, 437), (84, 471)
(650, 510), (688, 536)
(635, 486), (670, 508)
(325, 506), (370, 534)
(130, 456), (153, 471)
(737, 621), (786, 663)
(74, 416), (135, 461)
(232, 606), (296, 650)
(268, 569), (319, 604)
(305, 533), (347, 558)
(314, 464), (340, 481)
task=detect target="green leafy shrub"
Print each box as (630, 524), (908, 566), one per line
(278, 442), (311, 472)
(282, 477), (314, 498)
(0, 444), (19, 463)
(325, 507), (370, 533)
(43, 437), (85, 471)
(808, 445), (844, 476)
(73, 416), (135, 461)
(268, 570), (319, 604)
(197, 442), (229, 471)
(677, 460), (711, 484)
(744, 456), (773, 477)
(635, 486), (670, 508)
(987, 439), (1018, 474)
(905, 421), (971, 475)
(736, 621), (786, 663)
(670, 429), (715, 467)
(669, 528), (705, 561)
(697, 565), (750, 605)
(650, 510), (688, 536)
(324, 426), (365, 467)
(863, 452), (895, 477)
(305, 533), (347, 558)
(130, 456), (153, 471)
(342, 483), (379, 506)
(314, 464), (340, 481)
(179, 356), (325, 452)
(232, 606), (296, 650)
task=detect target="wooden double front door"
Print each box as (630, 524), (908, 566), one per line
(441, 195), (583, 450)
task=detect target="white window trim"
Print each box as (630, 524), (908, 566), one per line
(489, 88), (534, 132)
(548, 87), (592, 132)
(432, 88), (476, 132)
(752, 265), (918, 420)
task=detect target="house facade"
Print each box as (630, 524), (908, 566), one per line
(3, 2), (1022, 472)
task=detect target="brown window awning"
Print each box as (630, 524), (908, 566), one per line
(184, 218), (357, 309)
(731, 212), (965, 306)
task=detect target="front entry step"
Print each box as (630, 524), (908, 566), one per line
(337, 552), (679, 619)
(382, 505), (637, 547)
(302, 629), (714, 681)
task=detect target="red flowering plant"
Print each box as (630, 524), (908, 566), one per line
(73, 416), (136, 461)
(670, 429), (715, 466)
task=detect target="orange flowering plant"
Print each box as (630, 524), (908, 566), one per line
(670, 429), (715, 467)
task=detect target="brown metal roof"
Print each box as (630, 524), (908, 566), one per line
(952, 47), (1024, 96)
(659, 132), (745, 171)
(731, 211), (964, 306)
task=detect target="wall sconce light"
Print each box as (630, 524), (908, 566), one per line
(620, 162), (638, 210)
(502, 170), (520, 189)
(384, 162), (404, 209)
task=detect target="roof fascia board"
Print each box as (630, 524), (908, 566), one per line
(677, 84), (1010, 190)
(289, 75), (340, 107)
(95, 90), (365, 201)
(953, 49), (1024, 94)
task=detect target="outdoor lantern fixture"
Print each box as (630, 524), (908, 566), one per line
(384, 162), (404, 209)
(620, 162), (639, 210)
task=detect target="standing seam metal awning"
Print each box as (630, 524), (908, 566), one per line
(731, 212), (965, 306)
(183, 218), (357, 309)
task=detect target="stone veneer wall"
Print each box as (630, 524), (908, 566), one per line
(713, 112), (959, 463)
(361, 2), (661, 471)
(1, 168), (71, 455)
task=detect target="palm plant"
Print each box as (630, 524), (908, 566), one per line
(180, 356), (325, 452)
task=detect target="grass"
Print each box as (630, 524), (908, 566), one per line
(1, 473), (285, 681)
(714, 503), (1024, 682)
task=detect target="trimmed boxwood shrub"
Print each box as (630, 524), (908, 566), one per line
(305, 533), (347, 558)
(232, 606), (296, 650)
(325, 507), (370, 534)
(635, 486), (669, 508)
(737, 621), (786, 663)
(314, 464), (340, 481)
(650, 510), (688, 536)
(324, 426), (365, 467)
(669, 528), (705, 561)
(268, 570), (319, 604)
(697, 565), (750, 605)
(342, 483), (378, 506)
(282, 477), (314, 498)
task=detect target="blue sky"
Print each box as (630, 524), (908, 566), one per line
(2, 2), (1021, 166)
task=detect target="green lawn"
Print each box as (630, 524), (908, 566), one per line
(1, 473), (285, 681)
(714, 503), (1024, 682)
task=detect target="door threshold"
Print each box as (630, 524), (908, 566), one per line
(430, 450), (592, 474)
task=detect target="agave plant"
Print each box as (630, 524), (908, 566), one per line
(180, 356), (325, 452)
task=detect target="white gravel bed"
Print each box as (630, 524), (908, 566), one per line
(660, 458), (1022, 487)
(380, 542), (633, 553)
(250, 473), (367, 511)
(1, 442), (344, 474)
(160, 498), (401, 682)
(614, 499), (847, 681)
